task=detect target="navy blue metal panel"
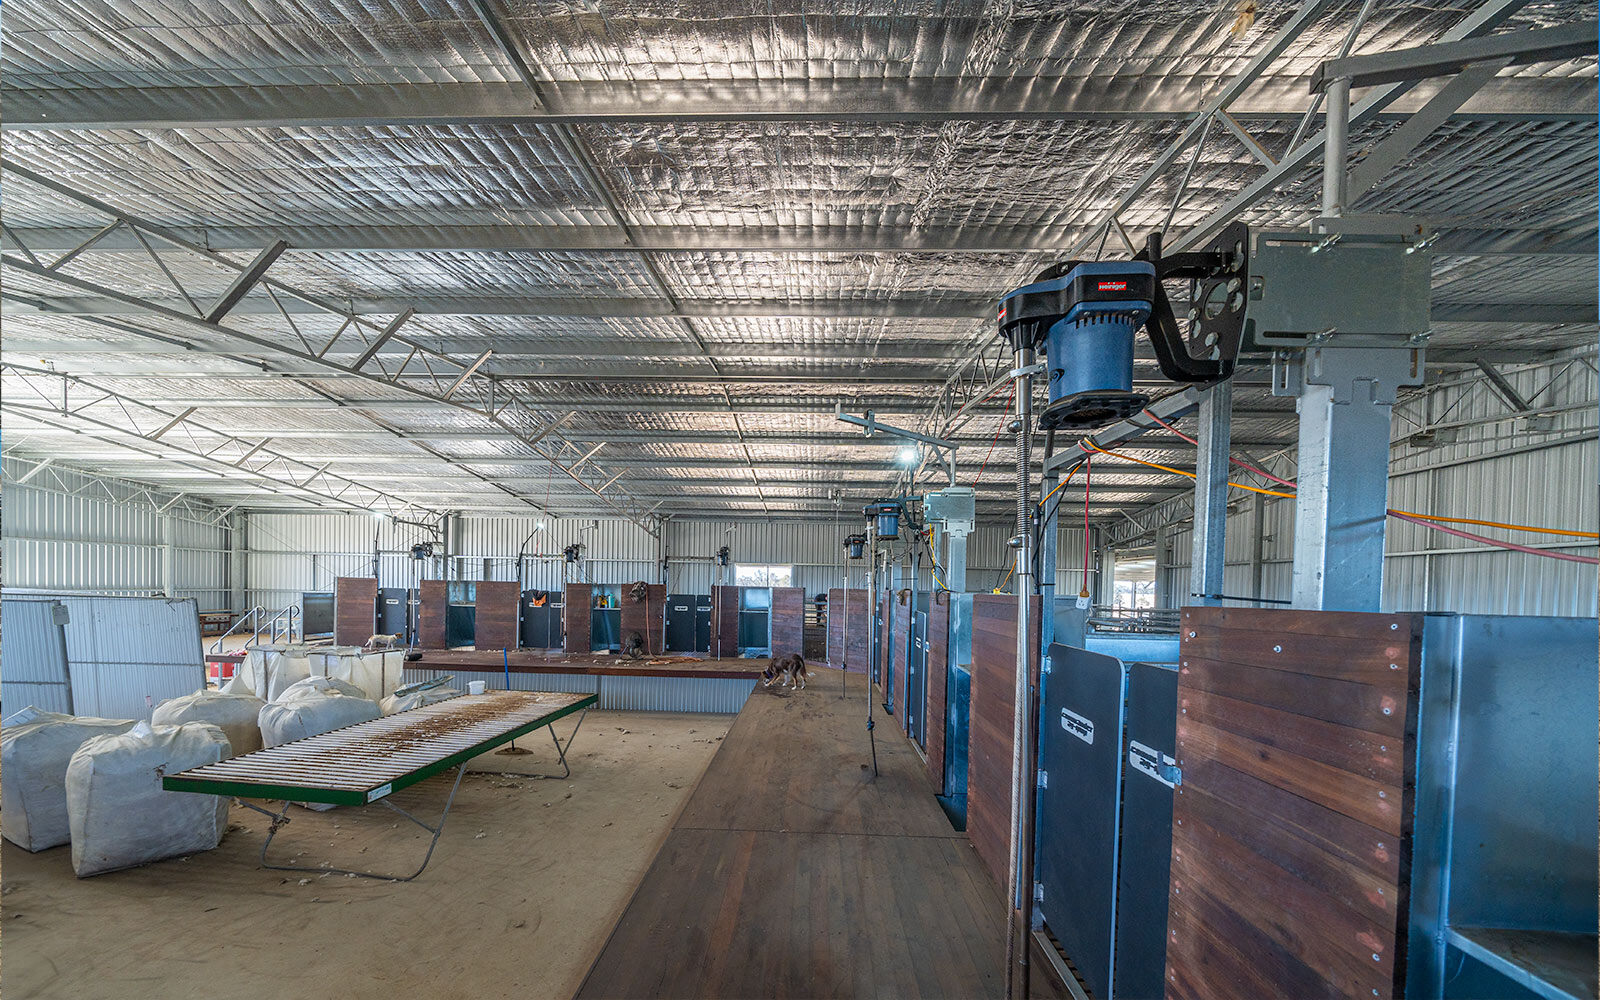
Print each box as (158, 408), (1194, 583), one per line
(1036, 643), (1126, 1000)
(1114, 661), (1179, 1000)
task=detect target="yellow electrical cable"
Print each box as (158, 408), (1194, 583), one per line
(992, 563), (1015, 594)
(1083, 442), (1297, 499)
(1383, 510), (1598, 540)
(1082, 442), (1598, 538)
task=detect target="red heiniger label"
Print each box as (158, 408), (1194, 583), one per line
(1097, 280), (1128, 292)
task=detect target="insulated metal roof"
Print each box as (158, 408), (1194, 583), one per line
(2, 0), (1595, 526)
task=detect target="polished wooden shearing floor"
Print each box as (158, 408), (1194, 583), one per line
(578, 667), (1007, 999)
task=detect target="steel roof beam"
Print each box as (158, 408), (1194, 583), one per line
(3, 74), (1587, 132)
(5, 291), (1588, 325)
(3, 223), (1590, 257)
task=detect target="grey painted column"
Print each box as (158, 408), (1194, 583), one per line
(1248, 493), (1266, 603)
(1189, 380), (1233, 607)
(1291, 373), (1396, 611)
(230, 511), (248, 612)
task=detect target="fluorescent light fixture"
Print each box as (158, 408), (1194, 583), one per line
(897, 446), (919, 466)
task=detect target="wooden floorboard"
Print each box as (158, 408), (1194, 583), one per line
(579, 667), (1005, 999)
(409, 648), (766, 679)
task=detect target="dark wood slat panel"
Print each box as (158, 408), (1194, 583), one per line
(1176, 775), (1398, 931)
(1182, 626), (1414, 686)
(967, 593), (1040, 895)
(417, 579), (447, 650)
(1182, 687), (1402, 786)
(1179, 718), (1401, 834)
(713, 585), (740, 658)
(877, 590), (893, 683)
(1173, 812), (1395, 995)
(890, 594), (911, 722)
(925, 595), (950, 792)
(563, 583), (592, 654)
(1178, 656), (1406, 738)
(825, 588), (872, 671)
(333, 576), (377, 647)
(771, 586), (805, 659)
(472, 580), (519, 650)
(1185, 606), (1418, 642)
(1168, 606), (1419, 1000)
(619, 582), (667, 654)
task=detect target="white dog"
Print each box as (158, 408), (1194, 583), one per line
(365, 633), (401, 649)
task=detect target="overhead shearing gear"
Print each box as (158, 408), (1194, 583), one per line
(998, 222), (1250, 430)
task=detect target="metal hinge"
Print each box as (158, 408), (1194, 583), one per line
(1129, 741), (1182, 788)
(1037, 768), (1048, 788)
(1060, 707), (1094, 745)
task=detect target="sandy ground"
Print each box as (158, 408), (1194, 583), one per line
(0, 710), (731, 1000)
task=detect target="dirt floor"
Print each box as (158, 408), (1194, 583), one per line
(1, 710), (732, 1000)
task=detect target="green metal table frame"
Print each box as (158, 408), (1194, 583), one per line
(165, 694), (595, 881)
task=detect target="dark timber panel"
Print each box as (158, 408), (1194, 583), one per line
(876, 590), (893, 685)
(563, 583), (592, 654)
(967, 593), (1041, 895)
(890, 593), (911, 718)
(417, 579), (447, 650)
(579, 668), (1005, 999)
(825, 588), (872, 671)
(333, 576), (377, 646)
(925, 594), (950, 792)
(712, 584), (740, 658)
(619, 583), (667, 654)
(473, 580), (519, 650)
(770, 586), (805, 659)
(1168, 606), (1421, 1000)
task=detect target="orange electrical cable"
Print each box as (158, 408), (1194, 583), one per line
(1082, 441), (1598, 539)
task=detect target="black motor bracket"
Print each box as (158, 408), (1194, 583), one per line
(1134, 221), (1251, 383)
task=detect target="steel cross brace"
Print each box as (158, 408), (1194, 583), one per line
(238, 764), (468, 882)
(478, 708), (588, 780)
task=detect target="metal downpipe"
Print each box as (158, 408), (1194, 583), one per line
(1004, 349), (1035, 998)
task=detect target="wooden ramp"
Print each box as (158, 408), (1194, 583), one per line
(578, 667), (1006, 999)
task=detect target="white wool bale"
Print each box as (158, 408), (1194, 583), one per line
(257, 685), (380, 748)
(275, 675), (368, 703)
(0, 708), (137, 851)
(65, 721), (231, 877)
(152, 689), (266, 758)
(379, 688), (462, 716)
(224, 644), (315, 702)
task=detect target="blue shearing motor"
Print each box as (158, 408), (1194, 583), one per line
(998, 223), (1252, 430)
(864, 499), (903, 540)
(999, 260), (1156, 430)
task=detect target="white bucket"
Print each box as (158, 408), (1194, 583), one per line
(467, 680), (487, 695)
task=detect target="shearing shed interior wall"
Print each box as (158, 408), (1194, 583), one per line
(1, 457), (233, 609)
(1153, 357), (1598, 617)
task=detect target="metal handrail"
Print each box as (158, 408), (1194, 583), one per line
(209, 604), (302, 653)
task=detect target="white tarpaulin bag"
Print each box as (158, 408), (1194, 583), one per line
(308, 646), (404, 700)
(224, 644), (315, 702)
(274, 675), (368, 703)
(0, 708), (137, 852)
(65, 721), (231, 877)
(380, 688), (462, 716)
(257, 680), (380, 748)
(152, 689), (266, 758)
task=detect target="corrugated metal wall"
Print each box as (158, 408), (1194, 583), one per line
(1155, 358), (1598, 617)
(2, 457), (231, 609)
(246, 509), (1087, 607)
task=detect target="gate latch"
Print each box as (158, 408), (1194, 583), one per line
(1129, 740), (1181, 788)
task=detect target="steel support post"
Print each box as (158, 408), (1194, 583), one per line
(1189, 380), (1234, 606)
(1004, 349), (1035, 998)
(1152, 525), (1169, 608)
(945, 529), (969, 594)
(1322, 76), (1352, 217)
(1290, 365), (1398, 611)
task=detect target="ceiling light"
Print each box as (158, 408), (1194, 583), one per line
(897, 446), (919, 466)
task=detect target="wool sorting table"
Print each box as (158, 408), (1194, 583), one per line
(162, 690), (595, 880)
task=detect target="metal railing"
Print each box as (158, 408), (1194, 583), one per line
(208, 605), (301, 654)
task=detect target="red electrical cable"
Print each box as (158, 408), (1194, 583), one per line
(1141, 408), (1298, 487)
(972, 392), (1014, 488)
(1388, 511), (1598, 565)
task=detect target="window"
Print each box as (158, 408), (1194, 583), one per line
(734, 563), (793, 587)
